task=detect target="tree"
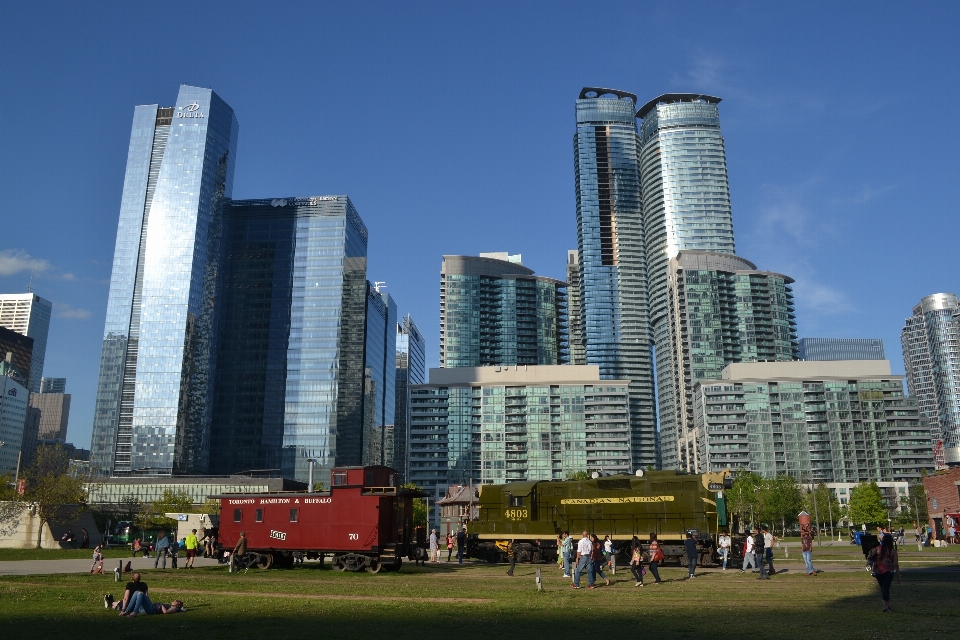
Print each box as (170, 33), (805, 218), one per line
(401, 483), (428, 530)
(760, 475), (804, 536)
(565, 471), (592, 481)
(729, 470), (763, 530)
(146, 489), (193, 534)
(23, 445), (88, 548)
(804, 482), (841, 533)
(848, 481), (889, 528)
(895, 483), (928, 526)
(0, 473), (24, 538)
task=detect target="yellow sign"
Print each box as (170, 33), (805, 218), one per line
(560, 496), (675, 505)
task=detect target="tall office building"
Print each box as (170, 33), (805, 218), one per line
(573, 88), (655, 470)
(439, 253), (568, 368)
(408, 365), (631, 503)
(0, 356), (28, 474)
(902, 293), (960, 454)
(40, 377), (67, 394)
(91, 85), (239, 476)
(0, 326), (33, 390)
(28, 388), (71, 442)
(659, 251), (798, 471)
(798, 338), (885, 361)
(395, 315), (426, 480)
(362, 283), (397, 468)
(209, 196), (369, 483)
(566, 250), (586, 365)
(0, 293), (52, 392)
(693, 360), (934, 483)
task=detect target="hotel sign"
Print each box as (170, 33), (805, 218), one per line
(177, 102), (205, 119)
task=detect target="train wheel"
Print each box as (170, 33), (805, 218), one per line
(333, 556), (347, 571)
(365, 560), (382, 574)
(255, 553), (274, 570)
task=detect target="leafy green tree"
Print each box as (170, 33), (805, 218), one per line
(147, 489), (193, 533)
(760, 474), (804, 536)
(565, 471), (592, 481)
(729, 470), (763, 530)
(23, 445), (88, 548)
(895, 483), (928, 526)
(401, 483), (428, 530)
(848, 481), (889, 528)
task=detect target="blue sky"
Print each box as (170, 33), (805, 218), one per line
(2, 1), (958, 451)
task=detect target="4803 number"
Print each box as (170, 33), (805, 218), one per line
(504, 509), (528, 520)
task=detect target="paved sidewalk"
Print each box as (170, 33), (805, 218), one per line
(0, 556), (224, 576)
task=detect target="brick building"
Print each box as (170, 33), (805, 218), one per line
(922, 467), (960, 539)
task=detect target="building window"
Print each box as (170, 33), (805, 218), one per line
(255, 509), (263, 522)
(290, 509), (299, 523)
(234, 509), (242, 523)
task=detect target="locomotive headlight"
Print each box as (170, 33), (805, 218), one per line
(635, 470), (644, 477)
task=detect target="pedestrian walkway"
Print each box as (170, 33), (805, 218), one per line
(0, 556), (222, 576)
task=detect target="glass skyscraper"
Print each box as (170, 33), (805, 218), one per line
(395, 314), (426, 481)
(901, 293), (960, 454)
(573, 88), (655, 470)
(566, 250), (586, 365)
(0, 293), (52, 393)
(91, 86), (239, 476)
(362, 283), (397, 468)
(440, 253), (568, 367)
(660, 251), (798, 471)
(798, 338), (886, 361)
(210, 196), (370, 483)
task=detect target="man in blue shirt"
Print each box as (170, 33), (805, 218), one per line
(154, 531), (171, 569)
(684, 532), (699, 579)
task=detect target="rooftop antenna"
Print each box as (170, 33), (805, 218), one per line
(27, 269), (34, 293)
(374, 281), (387, 293)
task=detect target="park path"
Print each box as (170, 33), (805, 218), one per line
(0, 555), (221, 576)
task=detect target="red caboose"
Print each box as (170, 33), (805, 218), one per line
(217, 466), (421, 573)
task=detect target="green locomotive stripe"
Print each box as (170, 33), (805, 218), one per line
(559, 496), (675, 504)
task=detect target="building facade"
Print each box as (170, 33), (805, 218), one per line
(0, 326), (33, 391)
(0, 357), (28, 474)
(39, 377), (66, 394)
(692, 361), (934, 483)
(799, 338), (886, 361)
(395, 315), (426, 480)
(659, 251), (798, 471)
(28, 390), (70, 441)
(362, 284), (397, 468)
(573, 88), (655, 470)
(440, 253), (568, 368)
(901, 293), (960, 457)
(566, 250), (586, 366)
(209, 196), (370, 484)
(408, 365), (631, 505)
(91, 85), (239, 477)
(0, 293), (52, 393)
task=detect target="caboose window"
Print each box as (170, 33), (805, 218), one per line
(333, 471), (347, 486)
(255, 509), (263, 522)
(290, 509), (299, 522)
(233, 509), (242, 523)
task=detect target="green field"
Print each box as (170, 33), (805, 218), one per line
(0, 548), (136, 562)
(1, 547), (958, 640)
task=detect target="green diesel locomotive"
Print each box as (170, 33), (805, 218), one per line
(467, 469), (733, 565)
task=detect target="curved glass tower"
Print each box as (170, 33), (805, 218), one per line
(573, 88), (656, 470)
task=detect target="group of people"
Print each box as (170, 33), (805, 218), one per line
(150, 529), (203, 569)
(738, 526), (781, 579)
(60, 528), (90, 549)
(426, 527), (467, 564)
(103, 572), (186, 617)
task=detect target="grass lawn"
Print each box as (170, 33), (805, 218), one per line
(0, 548), (135, 561)
(1, 548), (958, 640)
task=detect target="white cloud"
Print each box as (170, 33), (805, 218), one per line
(792, 280), (854, 315)
(0, 249), (51, 276)
(55, 303), (92, 320)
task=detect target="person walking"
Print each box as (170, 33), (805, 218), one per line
(81, 528), (90, 549)
(718, 530), (731, 570)
(506, 539), (516, 576)
(589, 534), (611, 587)
(428, 529), (439, 562)
(154, 531), (170, 569)
(762, 526), (776, 576)
(755, 528), (770, 579)
(603, 535), (614, 571)
(90, 544), (104, 574)
(230, 532), (247, 573)
(684, 532), (699, 579)
(867, 533), (900, 611)
(739, 531), (757, 573)
(559, 532), (572, 578)
(446, 532), (454, 561)
(647, 534), (663, 584)
(801, 529), (818, 575)
(456, 527), (466, 564)
(629, 542), (644, 587)
(571, 531), (593, 588)
(184, 529), (199, 568)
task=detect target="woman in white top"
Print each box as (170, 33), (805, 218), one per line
(718, 531), (732, 570)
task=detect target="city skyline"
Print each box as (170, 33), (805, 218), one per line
(2, 4), (958, 452)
